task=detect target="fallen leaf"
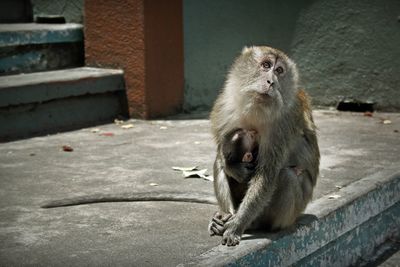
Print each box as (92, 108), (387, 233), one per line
(328, 194), (341, 199)
(149, 183), (159, 186)
(90, 128), (100, 133)
(121, 124), (134, 129)
(202, 175), (214, 182)
(100, 132), (114, 137)
(183, 169), (213, 181)
(62, 145), (73, 152)
(194, 141), (201, 145)
(382, 119), (392, 125)
(364, 111), (373, 117)
(183, 169), (212, 179)
(172, 166), (198, 172)
(160, 126), (168, 130)
(335, 185), (343, 189)
(394, 130), (399, 133)
(29, 153), (36, 156)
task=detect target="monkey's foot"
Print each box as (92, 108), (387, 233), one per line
(208, 211), (232, 236)
(221, 229), (241, 246)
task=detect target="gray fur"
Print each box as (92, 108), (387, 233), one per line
(209, 46), (320, 246)
(41, 191), (217, 208)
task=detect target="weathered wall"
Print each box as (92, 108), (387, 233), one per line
(291, 0), (400, 110)
(31, 0), (83, 23)
(184, 0), (400, 111)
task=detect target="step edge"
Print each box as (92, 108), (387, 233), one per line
(0, 67), (125, 107)
(183, 170), (400, 266)
(0, 23), (83, 47)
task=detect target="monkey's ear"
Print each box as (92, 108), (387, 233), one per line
(241, 46), (253, 54)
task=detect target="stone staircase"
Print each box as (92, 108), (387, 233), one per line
(0, 23), (127, 142)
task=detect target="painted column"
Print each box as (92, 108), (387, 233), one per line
(84, 0), (183, 118)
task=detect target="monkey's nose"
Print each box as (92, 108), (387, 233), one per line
(267, 80), (274, 86)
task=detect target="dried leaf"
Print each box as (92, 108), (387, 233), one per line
(194, 141), (201, 145)
(172, 166), (198, 172)
(183, 169), (214, 182)
(159, 126), (168, 130)
(183, 169), (208, 178)
(100, 132), (114, 137)
(121, 124), (134, 129)
(335, 185), (343, 189)
(328, 194), (341, 199)
(382, 119), (392, 125)
(62, 145), (73, 152)
(203, 175), (214, 182)
(91, 128), (100, 133)
(149, 183), (159, 186)
(364, 111), (373, 117)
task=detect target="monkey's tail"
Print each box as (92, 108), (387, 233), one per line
(41, 191), (217, 208)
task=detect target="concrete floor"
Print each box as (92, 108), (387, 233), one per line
(0, 110), (399, 266)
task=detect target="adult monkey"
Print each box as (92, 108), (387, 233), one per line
(208, 46), (320, 246)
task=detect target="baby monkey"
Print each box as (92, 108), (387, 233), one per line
(222, 128), (259, 183)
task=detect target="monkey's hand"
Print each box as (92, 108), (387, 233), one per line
(221, 215), (243, 246)
(208, 211), (232, 236)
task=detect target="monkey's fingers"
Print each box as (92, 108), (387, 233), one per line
(212, 216), (225, 226)
(208, 221), (225, 236)
(221, 213), (233, 223)
(213, 211), (223, 220)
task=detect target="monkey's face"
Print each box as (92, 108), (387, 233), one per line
(232, 46), (299, 108)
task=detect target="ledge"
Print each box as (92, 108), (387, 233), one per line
(0, 23), (83, 47)
(184, 170), (400, 266)
(0, 67), (125, 107)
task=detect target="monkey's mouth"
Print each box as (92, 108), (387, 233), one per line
(255, 90), (273, 101)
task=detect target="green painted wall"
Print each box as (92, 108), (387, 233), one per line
(184, 0), (400, 111)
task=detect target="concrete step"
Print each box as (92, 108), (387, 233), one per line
(186, 171), (400, 266)
(0, 23), (83, 75)
(0, 67), (128, 141)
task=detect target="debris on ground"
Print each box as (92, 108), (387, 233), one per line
(62, 145), (73, 152)
(328, 194), (341, 200)
(99, 132), (115, 137)
(172, 166), (213, 181)
(364, 111), (373, 117)
(381, 119), (392, 125)
(149, 183), (159, 186)
(114, 119), (124, 125)
(172, 166), (198, 172)
(121, 124), (134, 129)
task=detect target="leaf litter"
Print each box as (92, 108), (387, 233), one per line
(172, 166), (213, 181)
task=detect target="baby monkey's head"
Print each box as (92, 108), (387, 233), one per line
(222, 128), (259, 164)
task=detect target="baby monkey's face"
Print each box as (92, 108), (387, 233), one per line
(224, 129), (259, 164)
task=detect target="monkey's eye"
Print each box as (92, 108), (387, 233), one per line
(275, 67), (284, 75)
(261, 61), (272, 69)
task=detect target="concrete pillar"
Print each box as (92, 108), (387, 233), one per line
(84, 0), (183, 119)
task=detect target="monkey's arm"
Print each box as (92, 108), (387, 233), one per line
(222, 124), (296, 246)
(212, 155), (236, 214)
